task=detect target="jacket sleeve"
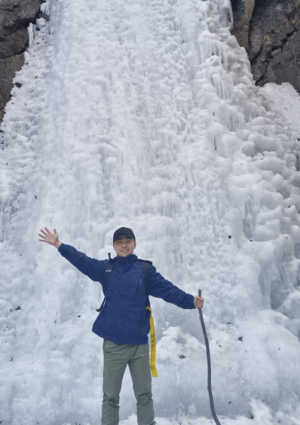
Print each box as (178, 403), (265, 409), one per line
(149, 265), (195, 309)
(58, 243), (108, 285)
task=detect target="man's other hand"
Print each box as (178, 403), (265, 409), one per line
(194, 296), (204, 309)
(39, 227), (62, 249)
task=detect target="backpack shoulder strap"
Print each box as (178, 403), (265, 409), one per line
(104, 257), (115, 295)
(96, 255), (115, 313)
(138, 259), (152, 298)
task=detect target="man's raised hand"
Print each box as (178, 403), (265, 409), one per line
(39, 227), (62, 249)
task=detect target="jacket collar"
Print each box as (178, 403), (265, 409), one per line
(115, 254), (137, 265)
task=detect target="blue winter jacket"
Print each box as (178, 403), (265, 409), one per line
(58, 244), (195, 344)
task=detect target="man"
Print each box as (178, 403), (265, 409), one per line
(39, 226), (204, 425)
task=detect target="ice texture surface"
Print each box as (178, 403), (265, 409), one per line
(1, 0), (300, 424)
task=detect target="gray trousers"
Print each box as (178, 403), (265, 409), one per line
(101, 340), (155, 425)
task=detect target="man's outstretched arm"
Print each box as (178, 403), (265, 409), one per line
(38, 227), (107, 283)
(149, 265), (204, 309)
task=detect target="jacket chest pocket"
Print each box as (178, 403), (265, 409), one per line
(124, 273), (145, 300)
(135, 274), (146, 299)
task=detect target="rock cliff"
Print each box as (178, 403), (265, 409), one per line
(232, 0), (300, 92)
(0, 0), (46, 123)
(231, 0), (255, 50)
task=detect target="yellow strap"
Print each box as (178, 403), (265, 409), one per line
(146, 307), (158, 377)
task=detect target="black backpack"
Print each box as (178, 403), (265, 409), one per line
(96, 254), (152, 312)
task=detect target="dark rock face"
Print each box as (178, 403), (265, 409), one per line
(231, 0), (255, 50)
(0, 0), (45, 123)
(231, 0), (300, 93)
(249, 0), (300, 92)
(0, 53), (24, 122)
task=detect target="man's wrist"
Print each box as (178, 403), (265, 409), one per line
(55, 241), (62, 249)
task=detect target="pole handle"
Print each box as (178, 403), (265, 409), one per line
(198, 288), (202, 297)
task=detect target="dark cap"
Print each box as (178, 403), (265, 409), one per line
(113, 227), (136, 243)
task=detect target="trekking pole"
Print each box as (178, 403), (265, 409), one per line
(198, 288), (222, 425)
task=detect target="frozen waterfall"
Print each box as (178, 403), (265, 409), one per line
(1, 0), (300, 424)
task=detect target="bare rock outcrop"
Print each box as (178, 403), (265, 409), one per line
(249, 0), (300, 92)
(231, 0), (256, 50)
(231, 0), (300, 93)
(0, 0), (45, 123)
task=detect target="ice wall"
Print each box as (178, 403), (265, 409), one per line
(1, 0), (300, 424)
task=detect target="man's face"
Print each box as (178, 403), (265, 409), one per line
(113, 235), (136, 257)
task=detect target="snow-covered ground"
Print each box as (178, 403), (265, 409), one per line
(1, 0), (300, 424)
